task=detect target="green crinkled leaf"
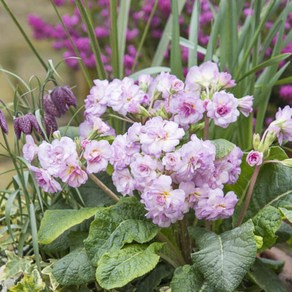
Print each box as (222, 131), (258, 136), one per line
(73, 173), (116, 207)
(170, 265), (214, 292)
(38, 208), (98, 244)
(211, 139), (235, 159)
(84, 197), (159, 265)
(52, 248), (95, 286)
(253, 206), (282, 252)
(248, 259), (286, 292)
(267, 146), (288, 161)
(246, 163), (292, 219)
(96, 242), (164, 290)
(190, 220), (257, 292)
(136, 263), (173, 292)
(279, 207), (292, 223)
(10, 269), (45, 292)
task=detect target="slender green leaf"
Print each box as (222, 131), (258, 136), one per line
(274, 76), (292, 86)
(117, 0), (131, 77)
(130, 66), (171, 80)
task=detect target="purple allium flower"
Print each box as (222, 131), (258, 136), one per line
(194, 189), (238, 221)
(23, 135), (38, 163)
(206, 91), (239, 128)
(38, 137), (78, 176)
(140, 175), (188, 227)
(83, 140), (112, 173)
(170, 92), (205, 126)
(0, 109), (8, 134)
(279, 85), (292, 105)
(29, 165), (62, 193)
(140, 117), (185, 157)
(50, 86), (77, 116)
(84, 79), (109, 118)
(268, 105), (292, 145)
(238, 95), (253, 117)
(14, 114), (42, 139)
(246, 150), (263, 167)
(112, 168), (135, 196)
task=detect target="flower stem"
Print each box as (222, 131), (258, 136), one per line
(236, 165), (261, 226)
(204, 115), (209, 140)
(179, 218), (192, 264)
(88, 173), (120, 202)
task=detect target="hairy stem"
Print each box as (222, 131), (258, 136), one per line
(88, 173), (120, 202)
(237, 165), (261, 226)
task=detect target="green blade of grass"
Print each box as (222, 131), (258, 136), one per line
(188, 0), (200, 68)
(129, 66), (171, 80)
(117, 0), (131, 78)
(110, 0), (120, 78)
(76, 0), (106, 79)
(171, 0), (183, 79)
(152, 0), (186, 66)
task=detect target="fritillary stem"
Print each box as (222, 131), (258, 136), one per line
(236, 165), (261, 226)
(88, 173), (120, 202)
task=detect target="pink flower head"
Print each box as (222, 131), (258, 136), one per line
(194, 189), (238, 220)
(29, 165), (62, 193)
(162, 152), (182, 171)
(58, 160), (88, 188)
(141, 175), (188, 227)
(170, 92), (205, 126)
(23, 135), (38, 163)
(140, 117), (185, 157)
(206, 91), (239, 128)
(112, 168), (135, 196)
(38, 137), (78, 175)
(246, 150), (263, 167)
(79, 117), (112, 140)
(268, 105), (292, 145)
(84, 79), (109, 118)
(138, 74), (153, 92)
(238, 95), (253, 117)
(83, 140), (112, 173)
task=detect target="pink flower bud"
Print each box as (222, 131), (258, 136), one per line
(246, 150), (263, 167)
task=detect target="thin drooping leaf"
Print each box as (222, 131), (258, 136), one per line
(190, 220), (257, 292)
(129, 66), (171, 80)
(96, 243), (164, 290)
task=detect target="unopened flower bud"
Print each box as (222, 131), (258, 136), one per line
(44, 114), (58, 136)
(238, 95), (253, 117)
(53, 130), (61, 140)
(50, 86), (77, 116)
(0, 109), (8, 134)
(252, 134), (261, 150)
(14, 114), (41, 139)
(43, 94), (61, 117)
(246, 150), (263, 167)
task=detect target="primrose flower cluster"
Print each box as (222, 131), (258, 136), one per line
(21, 61), (255, 228)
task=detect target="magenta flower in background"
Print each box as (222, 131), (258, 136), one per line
(246, 150), (263, 167)
(23, 135), (38, 163)
(206, 91), (239, 128)
(83, 140), (112, 173)
(279, 85), (292, 105)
